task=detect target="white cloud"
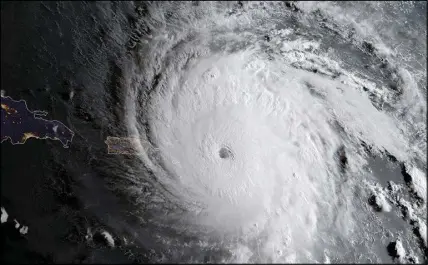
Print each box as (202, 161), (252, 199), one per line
(1, 207), (8, 223)
(101, 231), (115, 248)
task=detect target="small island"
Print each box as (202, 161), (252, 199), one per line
(1, 96), (74, 148)
(105, 136), (140, 155)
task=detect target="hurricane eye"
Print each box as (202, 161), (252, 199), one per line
(218, 146), (233, 159)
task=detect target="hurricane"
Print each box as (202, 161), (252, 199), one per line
(51, 1), (427, 263)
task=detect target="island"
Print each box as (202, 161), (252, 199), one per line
(1, 96), (74, 148)
(105, 136), (140, 155)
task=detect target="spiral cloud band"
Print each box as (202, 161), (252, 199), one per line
(121, 2), (426, 263)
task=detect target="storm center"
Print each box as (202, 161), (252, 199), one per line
(218, 146), (233, 159)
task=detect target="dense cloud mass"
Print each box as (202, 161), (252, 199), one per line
(117, 1), (426, 263)
(1, 1), (426, 263)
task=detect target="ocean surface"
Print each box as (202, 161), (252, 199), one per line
(1, 1), (426, 263)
